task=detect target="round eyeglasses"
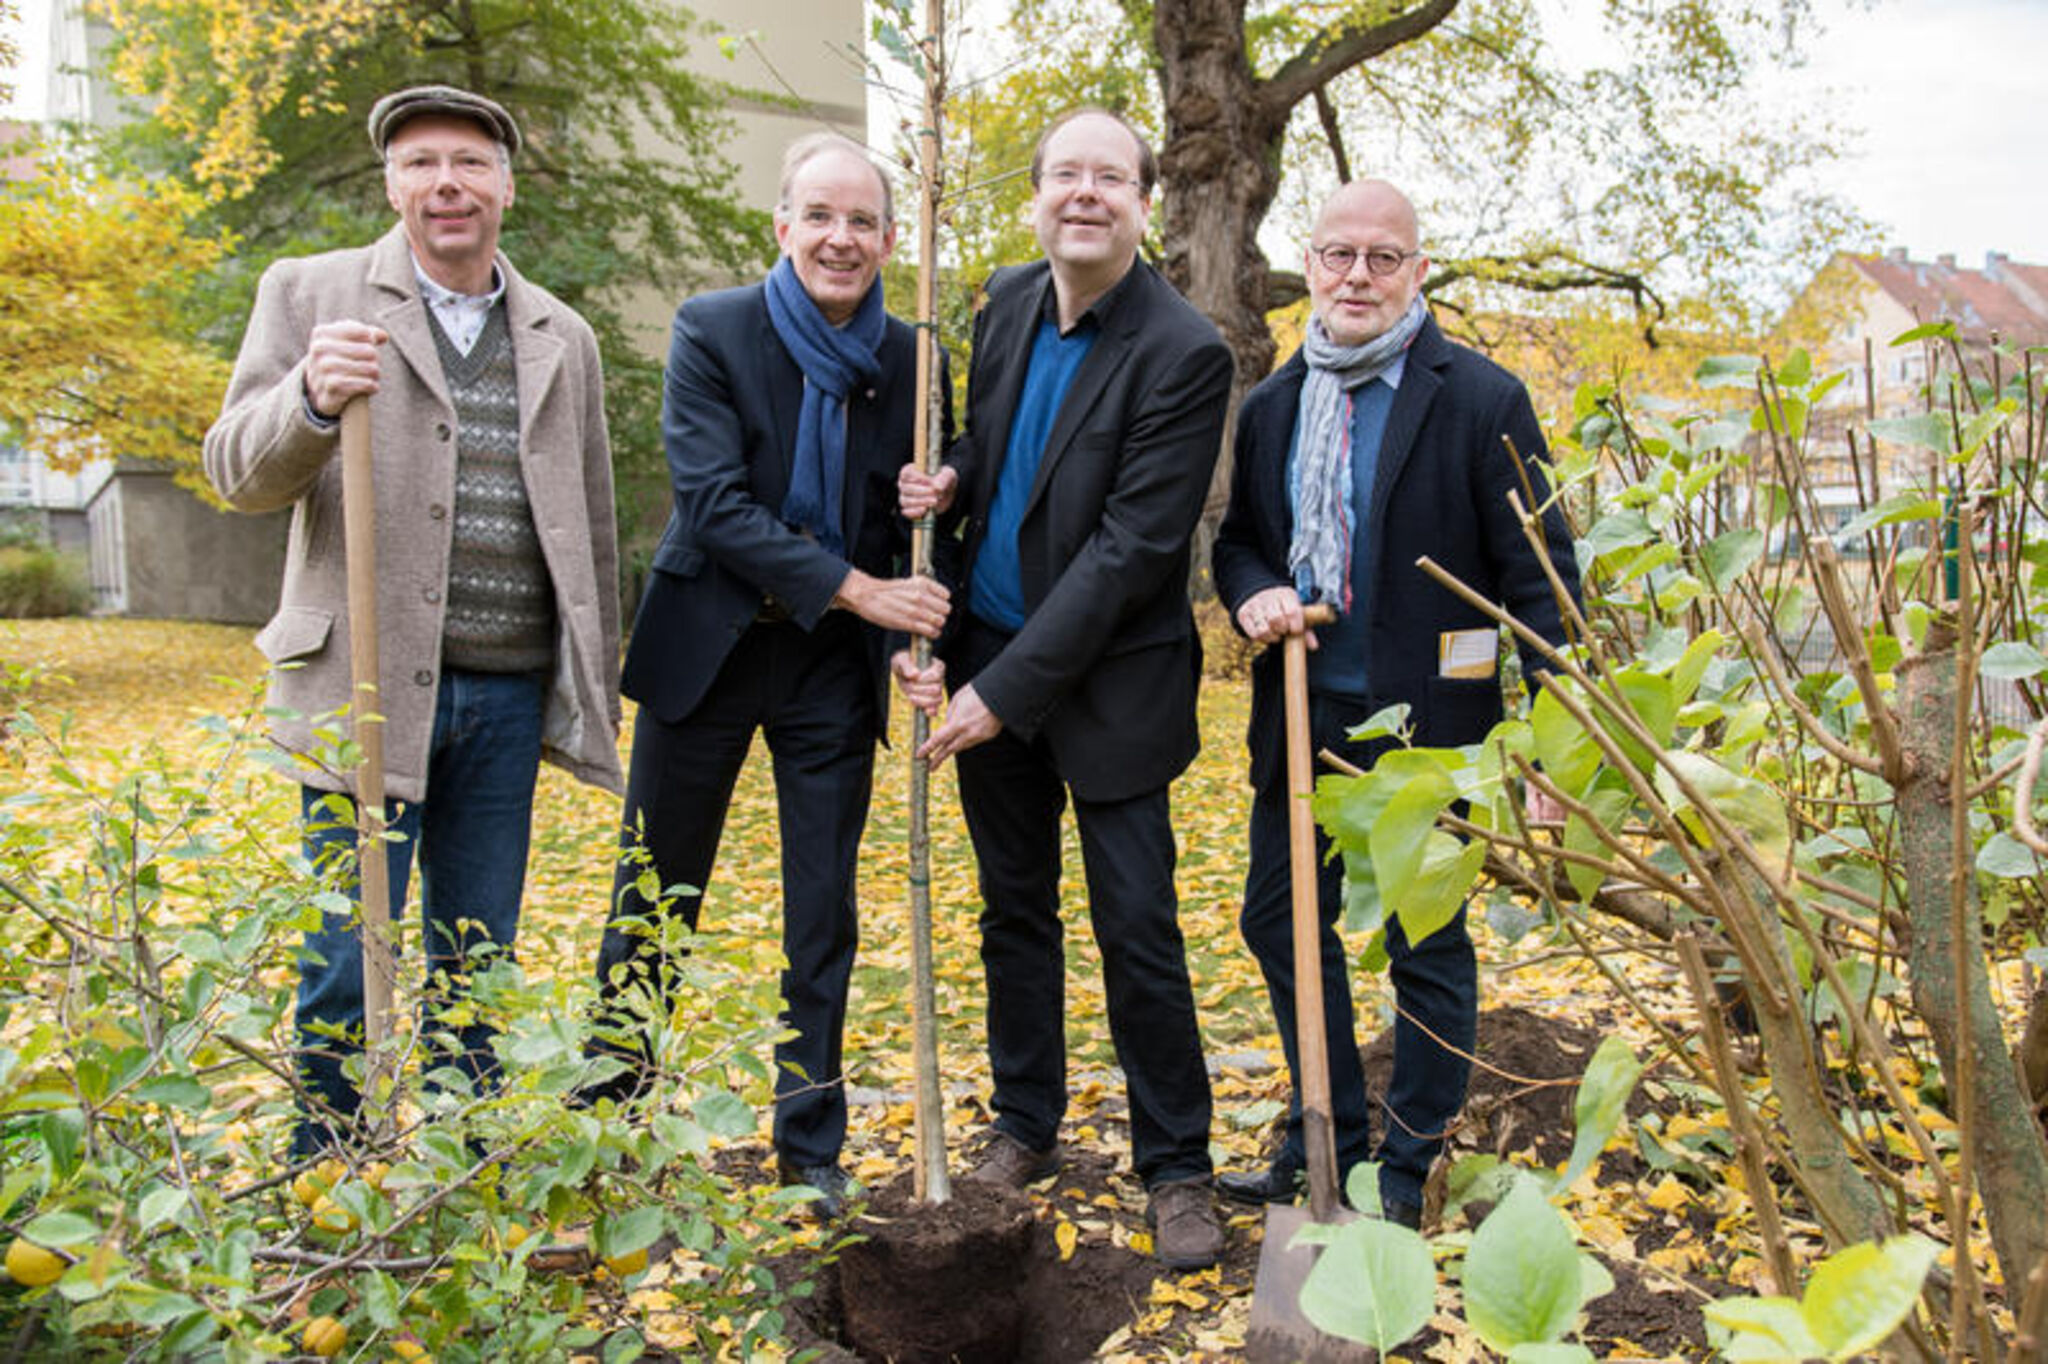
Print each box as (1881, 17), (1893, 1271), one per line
(1310, 244), (1421, 277)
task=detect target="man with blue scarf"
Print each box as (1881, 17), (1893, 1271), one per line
(1211, 179), (1580, 1229)
(585, 133), (948, 1215)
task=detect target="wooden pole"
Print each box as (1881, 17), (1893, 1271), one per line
(1288, 602), (1338, 1222)
(339, 398), (396, 1064)
(906, 0), (950, 1206)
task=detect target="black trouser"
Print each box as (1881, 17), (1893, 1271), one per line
(595, 616), (874, 1168)
(952, 618), (1214, 1187)
(1239, 689), (1476, 1209)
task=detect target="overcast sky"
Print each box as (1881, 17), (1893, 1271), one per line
(7, 0), (2045, 267)
(1764, 0), (2048, 266)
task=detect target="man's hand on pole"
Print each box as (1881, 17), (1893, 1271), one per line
(898, 462), (958, 520)
(918, 681), (1001, 766)
(1237, 584), (1320, 650)
(836, 569), (949, 637)
(305, 321), (389, 419)
(892, 649), (946, 716)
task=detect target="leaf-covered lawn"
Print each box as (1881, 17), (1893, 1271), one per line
(6, 616), (1985, 1359)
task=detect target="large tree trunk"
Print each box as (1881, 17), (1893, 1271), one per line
(1152, 0), (1287, 403)
(1897, 629), (2048, 1289)
(1150, 0), (1289, 576)
(1145, 0), (1461, 573)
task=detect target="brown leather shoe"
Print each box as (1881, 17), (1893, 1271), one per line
(1148, 1176), (1223, 1270)
(966, 1131), (1063, 1188)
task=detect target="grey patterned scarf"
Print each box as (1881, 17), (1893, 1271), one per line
(1288, 295), (1429, 608)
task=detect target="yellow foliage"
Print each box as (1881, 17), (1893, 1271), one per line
(1148, 1279), (1209, 1309)
(96, 0), (401, 200)
(602, 1246), (649, 1279)
(301, 1315), (347, 1358)
(0, 158), (230, 478)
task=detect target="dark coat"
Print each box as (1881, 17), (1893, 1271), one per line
(1212, 315), (1580, 793)
(621, 281), (935, 728)
(938, 259), (1234, 802)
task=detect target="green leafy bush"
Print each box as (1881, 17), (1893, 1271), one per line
(0, 543), (89, 618)
(0, 666), (817, 1359)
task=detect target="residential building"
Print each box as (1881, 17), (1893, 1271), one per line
(1788, 248), (2048, 536)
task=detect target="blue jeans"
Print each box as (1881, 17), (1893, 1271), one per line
(294, 669), (545, 1154)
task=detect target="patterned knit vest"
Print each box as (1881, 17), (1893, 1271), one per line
(427, 303), (557, 673)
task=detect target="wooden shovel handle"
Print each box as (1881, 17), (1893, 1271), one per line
(340, 398), (395, 1049)
(1286, 598), (1338, 1221)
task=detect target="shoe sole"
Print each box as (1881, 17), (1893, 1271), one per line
(1157, 1250), (1221, 1271)
(1215, 1181), (1296, 1206)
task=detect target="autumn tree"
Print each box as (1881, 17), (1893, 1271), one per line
(0, 0), (16, 103)
(0, 122), (231, 479)
(1139, 0), (1854, 374)
(92, 0), (772, 564)
(931, 0), (1864, 553)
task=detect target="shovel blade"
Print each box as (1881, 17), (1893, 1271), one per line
(1244, 1203), (1378, 1363)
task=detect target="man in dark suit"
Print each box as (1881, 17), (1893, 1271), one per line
(896, 108), (1232, 1270)
(1211, 179), (1579, 1228)
(587, 133), (949, 1214)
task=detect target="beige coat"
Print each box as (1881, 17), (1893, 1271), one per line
(203, 225), (624, 802)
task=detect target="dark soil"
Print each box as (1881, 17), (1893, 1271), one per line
(1362, 1001), (1614, 1171)
(777, 1148), (1164, 1363)
(836, 1175), (1035, 1362)
(761, 1006), (1714, 1360)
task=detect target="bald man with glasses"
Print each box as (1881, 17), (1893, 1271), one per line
(1211, 179), (1579, 1228)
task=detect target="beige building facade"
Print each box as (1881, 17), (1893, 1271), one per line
(1788, 248), (2048, 536)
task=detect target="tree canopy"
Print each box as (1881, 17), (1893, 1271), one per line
(932, 0), (1866, 407)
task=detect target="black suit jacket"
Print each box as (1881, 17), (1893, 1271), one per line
(1212, 315), (1580, 793)
(622, 282), (933, 726)
(936, 259), (1234, 803)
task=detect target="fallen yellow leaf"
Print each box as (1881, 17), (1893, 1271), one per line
(1644, 1176), (1689, 1213)
(1149, 1280), (1209, 1309)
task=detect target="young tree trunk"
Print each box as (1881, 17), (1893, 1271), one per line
(1897, 632), (2048, 1287)
(1708, 868), (1894, 1248)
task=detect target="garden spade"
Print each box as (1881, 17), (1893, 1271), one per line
(339, 398), (397, 1064)
(1246, 600), (1371, 1363)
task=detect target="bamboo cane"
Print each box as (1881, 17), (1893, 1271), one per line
(339, 399), (396, 1069)
(906, 0), (950, 1206)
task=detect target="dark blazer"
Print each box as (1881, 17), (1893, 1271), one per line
(1212, 315), (1580, 793)
(621, 281), (933, 726)
(938, 259), (1234, 803)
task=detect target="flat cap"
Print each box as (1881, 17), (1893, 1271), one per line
(367, 85), (522, 157)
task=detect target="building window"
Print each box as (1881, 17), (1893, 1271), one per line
(0, 445), (31, 508)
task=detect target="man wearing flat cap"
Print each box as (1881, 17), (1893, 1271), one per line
(204, 84), (623, 1155)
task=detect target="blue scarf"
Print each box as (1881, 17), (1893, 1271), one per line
(764, 256), (886, 557)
